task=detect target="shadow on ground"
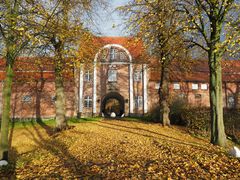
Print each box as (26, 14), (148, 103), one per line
(19, 120), (103, 179)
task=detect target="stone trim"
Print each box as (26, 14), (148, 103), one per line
(79, 67), (84, 113)
(143, 64), (148, 114)
(129, 63), (134, 114)
(93, 63), (97, 114)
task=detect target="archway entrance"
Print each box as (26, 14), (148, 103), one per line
(101, 92), (125, 117)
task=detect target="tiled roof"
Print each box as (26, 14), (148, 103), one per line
(0, 57), (74, 81)
(150, 60), (240, 82)
(95, 36), (147, 62)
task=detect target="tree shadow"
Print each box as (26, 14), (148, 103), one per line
(20, 121), (103, 178)
(0, 147), (18, 179)
(1, 119), (18, 179)
(96, 121), (215, 153)
(36, 118), (55, 136)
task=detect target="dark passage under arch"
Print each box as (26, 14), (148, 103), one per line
(101, 92), (125, 117)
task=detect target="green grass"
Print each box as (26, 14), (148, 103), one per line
(6, 117), (102, 129)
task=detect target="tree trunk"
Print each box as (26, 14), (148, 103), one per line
(0, 62), (14, 160)
(209, 53), (226, 146)
(159, 65), (170, 126)
(54, 49), (68, 131)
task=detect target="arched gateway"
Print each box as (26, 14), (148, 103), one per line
(101, 92), (125, 117)
(77, 37), (148, 117)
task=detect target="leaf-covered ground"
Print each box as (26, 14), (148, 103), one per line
(1, 119), (240, 179)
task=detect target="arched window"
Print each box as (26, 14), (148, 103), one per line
(110, 48), (118, 61)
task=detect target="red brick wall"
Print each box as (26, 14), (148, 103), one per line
(148, 80), (240, 113)
(0, 80), (76, 119)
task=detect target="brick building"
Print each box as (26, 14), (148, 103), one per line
(0, 37), (239, 118)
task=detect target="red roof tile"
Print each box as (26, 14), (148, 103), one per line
(150, 60), (240, 82)
(0, 57), (74, 81)
(95, 36), (147, 62)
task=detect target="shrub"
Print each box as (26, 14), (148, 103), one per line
(145, 104), (160, 123)
(170, 106), (240, 142)
(169, 97), (188, 125)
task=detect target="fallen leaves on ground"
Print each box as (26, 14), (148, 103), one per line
(1, 119), (240, 179)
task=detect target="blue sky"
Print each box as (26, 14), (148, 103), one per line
(91, 0), (129, 36)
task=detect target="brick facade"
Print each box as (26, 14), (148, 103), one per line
(0, 37), (239, 118)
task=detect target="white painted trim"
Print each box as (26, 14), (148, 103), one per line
(93, 43), (134, 115)
(143, 64), (148, 114)
(94, 44), (133, 63)
(0, 70), (55, 72)
(79, 67), (84, 113)
(129, 63), (134, 114)
(0, 82), (2, 116)
(93, 63), (97, 114)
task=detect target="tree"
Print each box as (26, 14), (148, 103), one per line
(0, 0), (38, 160)
(178, 0), (240, 146)
(34, 0), (105, 130)
(119, 0), (188, 126)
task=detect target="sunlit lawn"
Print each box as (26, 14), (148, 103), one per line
(0, 118), (240, 179)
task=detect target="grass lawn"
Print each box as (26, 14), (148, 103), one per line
(0, 118), (240, 179)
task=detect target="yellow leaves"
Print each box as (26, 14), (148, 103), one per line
(2, 119), (240, 179)
(16, 27), (24, 31)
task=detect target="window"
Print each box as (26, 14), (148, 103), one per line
(201, 83), (208, 90)
(108, 70), (117, 82)
(84, 71), (92, 82)
(228, 95), (235, 108)
(101, 49), (108, 60)
(22, 95), (31, 103)
(51, 95), (57, 102)
(120, 52), (125, 60)
(173, 83), (180, 90)
(178, 93), (187, 99)
(84, 96), (92, 108)
(135, 96), (143, 108)
(195, 94), (202, 104)
(192, 83), (199, 90)
(155, 83), (160, 89)
(195, 94), (202, 99)
(134, 71), (142, 82)
(110, 48), (117, 60)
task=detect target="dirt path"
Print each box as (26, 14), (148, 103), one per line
(2, 119), (240, 179)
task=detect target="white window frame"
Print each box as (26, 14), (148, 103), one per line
(120, 52), (125, 60)
(51, 95), (57, 102)
(22, 95), (32, 103)
(84, 96), (92, 108)
(178, 93), (186, 99)
(84, 70), (92, 82)
(155, 83), (160, 89)
(108, 70), (117, 82)
(173, 83), (180, 90)
(192, 83), (199, 90)
(110, 48), (117, 60)
(201, 83), (208, 90)
(135, 96), (143, 108)
(228, 95), (235, 108)
(134, 71), (142, 82)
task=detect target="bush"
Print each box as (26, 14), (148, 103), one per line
(170, 105), (240, 142)
(169, 98), (188, 125)
(179, 107), (211, 137)
(145, 104), (160, 123)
